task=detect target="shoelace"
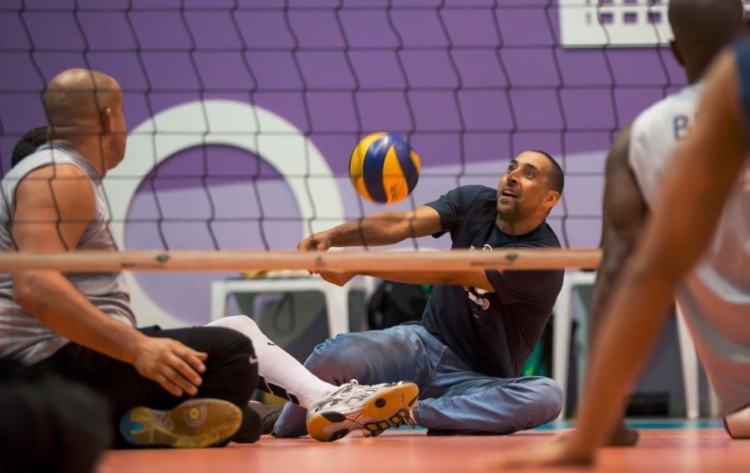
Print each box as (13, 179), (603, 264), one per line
(320, 380), (383, 408)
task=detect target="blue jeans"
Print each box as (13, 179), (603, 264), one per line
(274, 324), (562, 436)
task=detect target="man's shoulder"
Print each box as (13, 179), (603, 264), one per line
(631, 85), (700, 138)
(453, 184), (495, 196)
(449, 185), (496, 205)
(25, 162), (88, 179)
(432, 185), (496, 214)
(523, 222), (561, 248)
(5, 147), (82, 179)
(4, 152), (91, 198)
(12, 152), (94, 209)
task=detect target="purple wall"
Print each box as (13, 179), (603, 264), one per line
(0, 0), (686, 324)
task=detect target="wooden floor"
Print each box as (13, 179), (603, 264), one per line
(98, 428), (750, 473)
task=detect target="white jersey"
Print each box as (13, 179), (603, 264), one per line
(629, 84), (750, 414)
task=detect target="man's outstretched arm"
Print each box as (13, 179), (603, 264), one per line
(587, 124), (648, 446)
(569, 47), (747, 460)
(300, 206), (443, 250)
(300, 205), (493, 291)
(487, 48), (747, 469)
(590, 123), (648, 337)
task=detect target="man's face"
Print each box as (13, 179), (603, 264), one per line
(496, 151), (555, 223)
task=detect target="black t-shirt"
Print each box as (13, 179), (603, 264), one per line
(421, 185), (563, 377)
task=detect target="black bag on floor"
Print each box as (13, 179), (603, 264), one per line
(367, 281), (431, 330)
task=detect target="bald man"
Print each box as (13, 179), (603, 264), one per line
(0, 69), (258, 448)
(489, 6), (750, 470)
(586, 0), (747, 447)
(0, 69), (420, 447)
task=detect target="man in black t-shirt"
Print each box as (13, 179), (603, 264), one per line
(274, 150), (565, 438)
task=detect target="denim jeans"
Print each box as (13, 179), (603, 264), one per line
(274, 324), (562, 437)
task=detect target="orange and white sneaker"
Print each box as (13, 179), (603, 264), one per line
(306, 380), (419, 442)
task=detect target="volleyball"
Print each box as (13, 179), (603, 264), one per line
(348, 132), (421, 204)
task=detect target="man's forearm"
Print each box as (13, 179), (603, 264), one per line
(14, 271), (145, 364)
(325, 212), (411, 247)
(589, 243), (632, 342)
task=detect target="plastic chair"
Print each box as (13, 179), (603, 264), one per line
(552, 270), (703, 420)
(210, 275), (368, 338)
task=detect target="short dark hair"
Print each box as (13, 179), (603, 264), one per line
(528, 149), (564, 194)
(11, 127), (48, 168)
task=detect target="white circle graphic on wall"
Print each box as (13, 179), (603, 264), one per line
(102, 100), (344, 328)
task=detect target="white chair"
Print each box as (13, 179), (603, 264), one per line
(552, 270), (703, 420)
(210, 275), (369, 338)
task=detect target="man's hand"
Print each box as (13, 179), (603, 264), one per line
(480, 433), (595, 470)
(133, 337), (208, 397)
(298, 232), (335, 276)
(297, 232), (332, 252)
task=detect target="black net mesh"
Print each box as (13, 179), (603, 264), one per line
(1, 0), (702, 252)
(0, 0), (706, 322)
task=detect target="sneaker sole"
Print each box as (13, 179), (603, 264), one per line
(307, 382), (419, 442)
(119, 398), (242, 448)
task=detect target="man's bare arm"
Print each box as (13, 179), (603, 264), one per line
(300, 205), (443, 250)
(11, 164), (142, 362)
(482, 47), (748, 471)
(589, 124), (648, 338)
(12, 165), (206, 397)
(568, 48), (747, 458)
(306, 205), (493, 290)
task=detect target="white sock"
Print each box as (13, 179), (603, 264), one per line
(207, 315), (335, 408)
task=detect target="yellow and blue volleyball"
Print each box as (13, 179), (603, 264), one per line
(349, 132), (421, 204)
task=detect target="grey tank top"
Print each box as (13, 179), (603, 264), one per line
(0, 144), (136, 365)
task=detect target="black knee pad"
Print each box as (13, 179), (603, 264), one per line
(203, 326), (256, 358)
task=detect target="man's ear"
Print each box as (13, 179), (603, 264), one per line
(100, 107), (113, 134)
(544, 189), (561, 210)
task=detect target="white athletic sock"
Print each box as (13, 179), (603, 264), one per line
(207, 315), (335, 408)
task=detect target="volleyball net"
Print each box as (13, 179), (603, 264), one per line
(1, 0), (695, 255)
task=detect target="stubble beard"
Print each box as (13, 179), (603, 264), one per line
(498, 199), (521, 231)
